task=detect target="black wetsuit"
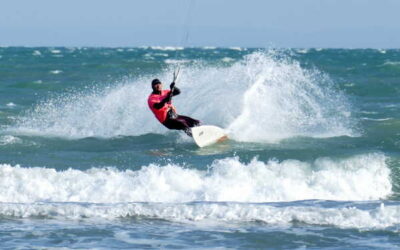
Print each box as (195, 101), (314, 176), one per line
(152, 87), (200, 136)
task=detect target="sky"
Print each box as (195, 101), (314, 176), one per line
(1, 0), (399, 48)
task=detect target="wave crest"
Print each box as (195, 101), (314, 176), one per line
(0, 153), (391, 203)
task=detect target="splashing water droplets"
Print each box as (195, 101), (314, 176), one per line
(225, 52), (353, 142)
(12, 51), (354, 141)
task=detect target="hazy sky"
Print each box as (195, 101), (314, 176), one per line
(1, 0), (399, 48)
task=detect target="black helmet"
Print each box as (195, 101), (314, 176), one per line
(151, 79), (161, 86)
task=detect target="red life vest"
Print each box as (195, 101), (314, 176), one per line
(148, 90), (176, 123)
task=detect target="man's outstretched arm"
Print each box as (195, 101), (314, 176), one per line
(153, 86), (180, 110)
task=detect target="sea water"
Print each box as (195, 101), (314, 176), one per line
(0, 47), (399, 248)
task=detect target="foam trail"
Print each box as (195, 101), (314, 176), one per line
(12, 51), (354, 141)
(0, 153), (391, 203)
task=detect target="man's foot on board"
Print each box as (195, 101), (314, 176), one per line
(184, 128), (193, 137)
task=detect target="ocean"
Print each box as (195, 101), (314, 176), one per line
(0, 47), (399, 249)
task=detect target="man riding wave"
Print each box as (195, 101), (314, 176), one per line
(147, 78), (200, 136)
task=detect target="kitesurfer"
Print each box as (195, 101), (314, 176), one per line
(148, 78), (200, 136)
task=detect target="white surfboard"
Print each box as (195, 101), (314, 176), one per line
(191, 125), (228, 147)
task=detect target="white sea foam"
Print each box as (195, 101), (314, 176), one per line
(12, 51), (354, 141)
(360, 111), (378, 115)
(164, 59), (191, 64)
(296, 49), (309, 54)
(344, 83), (355, 87)
(0, 153), (394, 228)
(153, 53), (169, 57)
(0, 154), (391, 203)
(14, 82), (163, 137)
(1, 202), (399, 230)
(32, 50), (42, 56)
(150, 46), (184, 51)
(224, 52), (353, 142)
(50, 49), (61, 54)
(383, 61), (400, 66)
(361, 117), (392, 121)
(143, 53), (154, 59)
(221, 57), (234, 62)
(6, 102), (16, 107)
(229, 47), (245, 51)
(0, 135), (22, 145)
(49, 70), (63, 75)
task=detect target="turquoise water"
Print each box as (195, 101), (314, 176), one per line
(0, 47), (400, 248)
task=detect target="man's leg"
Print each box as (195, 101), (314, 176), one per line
(163, 118), (187, 130)
(163, 116), (200, 137)
(176, 115), (200, 128)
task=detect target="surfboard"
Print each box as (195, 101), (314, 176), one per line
(191, 125), (228, 147)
